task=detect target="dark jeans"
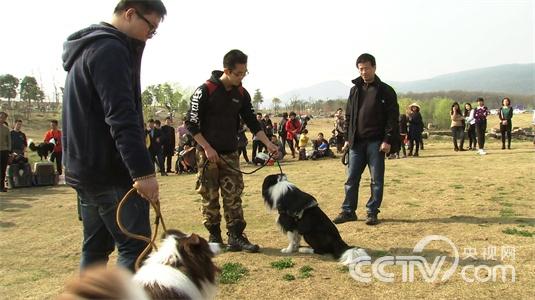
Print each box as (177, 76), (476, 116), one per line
(341, 139), (385, 215)
(500, 121), (512, 148)
(163, 154), (173, 172)
(252, 140), (264, 160)
(75, 185), (151, 272)
(408, 136), (420, 155)
(1, 150), (9, 189)
(476, 120), (487, 149)
(279, 135), (287, 155)
(287, 139), (296, 157)
(150, 150), (164, 174)
(467, 124), (477, 149)
(238, 146), (250, 162)
(451, 126), (465, 150)
(50, 151), (62, 175)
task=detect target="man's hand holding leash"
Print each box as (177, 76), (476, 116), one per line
(379, 142), (391, 154)
(133, 175), (160, 206)
(256, 131), (279, 157)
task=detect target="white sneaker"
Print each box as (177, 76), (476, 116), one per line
(478, 149), (487, 155)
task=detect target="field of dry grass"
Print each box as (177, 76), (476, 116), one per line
(1, 115), (534, 299)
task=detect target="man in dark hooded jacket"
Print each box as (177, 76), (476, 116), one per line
(61, 0), (167, 271)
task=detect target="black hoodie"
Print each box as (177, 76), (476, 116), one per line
(62, 23), (153, 189)
(185, 71), (261, 154)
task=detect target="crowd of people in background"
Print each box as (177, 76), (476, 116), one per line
(0, 95), (524, 193)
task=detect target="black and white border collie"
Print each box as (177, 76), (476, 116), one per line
(262, 174), (369, 265)
(133, 229), (220, 300)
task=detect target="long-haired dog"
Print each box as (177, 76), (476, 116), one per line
(133, 229), (220, 299)
(59, 230), (220, 300)
(59, 265), (150, 300)
(28, 139), (54, 160)
(262, 174), (369, 265)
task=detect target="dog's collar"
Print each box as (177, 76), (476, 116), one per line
(294, 201), (318, 219)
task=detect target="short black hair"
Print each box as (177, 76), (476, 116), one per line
(114, 0), (167, 19)
(147, 118), (155, 123)
(282, 112), (288, 118)
(223, 49), (248, 70)
(356, 53), (376, 67)
(289, 111), (297, 117)
(50, 120), (59, 125)
(15, 119), (22, 123)
(154, 120), (161, 125)
(477, 97), (485, 102)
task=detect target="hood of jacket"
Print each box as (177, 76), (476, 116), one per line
(62, 22), (145, 72)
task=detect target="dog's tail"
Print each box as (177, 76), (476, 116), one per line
(28, 139), (37, 151)
(339, 247), (370, 266)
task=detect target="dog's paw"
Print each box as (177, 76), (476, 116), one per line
(281, 247), (295, 254)
(298, 247), (314, 254)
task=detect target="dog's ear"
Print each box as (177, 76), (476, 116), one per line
(181, 233), (213, 257)
(163, 229), (187, 239)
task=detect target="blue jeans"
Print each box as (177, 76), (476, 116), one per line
(341, 139), (385, 215)
(75, 185), (151, 272)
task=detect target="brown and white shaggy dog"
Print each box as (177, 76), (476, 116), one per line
(133, 229), (220, 299)
(59, 230), (220, 300)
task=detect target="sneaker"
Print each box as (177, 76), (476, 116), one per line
(332, 212), (357, 224)
(478, 149), (487, 155)
(365, 214), (379, 225)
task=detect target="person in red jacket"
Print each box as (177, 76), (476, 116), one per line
(44, 120), (63, 175)
(285, 111), (301, 158)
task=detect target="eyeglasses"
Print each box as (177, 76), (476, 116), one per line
(135, 11), (157, 37)
(231, 70), (249, 77)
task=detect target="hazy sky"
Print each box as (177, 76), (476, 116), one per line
(1, 0), (533, 101)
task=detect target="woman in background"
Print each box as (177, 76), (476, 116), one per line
(498, 97), (513, 150)
(464, 103), (477, 150)
(450, 102), (465, 151)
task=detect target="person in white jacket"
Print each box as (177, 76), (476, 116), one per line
(464, 103), (477, 150)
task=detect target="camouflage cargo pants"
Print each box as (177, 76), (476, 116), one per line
(196, 150), (245, 228)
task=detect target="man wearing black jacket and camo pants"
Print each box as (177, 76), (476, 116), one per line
(186, 49), (278, 252)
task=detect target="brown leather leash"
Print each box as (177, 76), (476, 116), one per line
(116, 188), (167, 271)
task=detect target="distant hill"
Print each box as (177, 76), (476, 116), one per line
(278, 64), (535, 101)
(391, 64), (535, 94)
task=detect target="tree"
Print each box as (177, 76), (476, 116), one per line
(20, 76), (44, 119)
(142, 83), (192, 119)
(252, 89), (263, 110)
(0, 74), (19, 107)
(271, 97), (281, 114)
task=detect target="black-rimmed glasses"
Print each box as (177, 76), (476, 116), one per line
(135, 11), (157, 37)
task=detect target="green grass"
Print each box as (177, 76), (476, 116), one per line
(298, 265), (314, 278)
(502, 228), (534, 237)
(282, 274), (296, 281)
(500, 208), (516, 217)
(220, 262), (249, 284)
(270, 258), (295, 270)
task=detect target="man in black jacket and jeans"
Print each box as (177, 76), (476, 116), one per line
(62, 0), (166, 271)
(186, 49), (278, 252)
(333, 53), (399, 226)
